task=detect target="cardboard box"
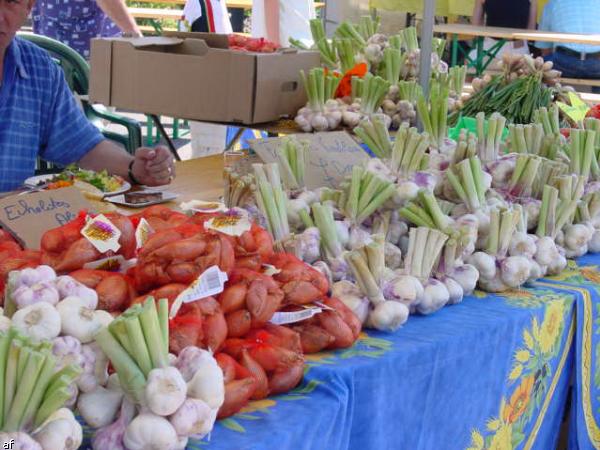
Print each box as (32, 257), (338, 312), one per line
(89, 33), (321, 125)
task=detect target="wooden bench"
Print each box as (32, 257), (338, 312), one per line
(559, 78), (600, 89)
(434, 23), (600, 76)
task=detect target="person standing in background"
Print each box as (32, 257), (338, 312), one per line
(252, 0), (315, 47)
(471, 0), (537, 59)
(535, 0), (600, 90)
(32, 0), (142, 58)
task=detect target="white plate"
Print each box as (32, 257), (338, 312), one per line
(105, 191), (178, 208)
(24, 174), (131, 196)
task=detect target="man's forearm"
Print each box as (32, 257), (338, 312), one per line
(78, 140), (134, 182)
(96, 0), (141, 35)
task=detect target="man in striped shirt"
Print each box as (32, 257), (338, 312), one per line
(535, 0), (600, 91)
(0, 0), (175, 192)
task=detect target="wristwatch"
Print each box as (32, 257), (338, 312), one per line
(128, 160), (142, 185)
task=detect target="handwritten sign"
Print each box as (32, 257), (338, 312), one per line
(248, 131), (369, 189)
(0, 187), (93, 249)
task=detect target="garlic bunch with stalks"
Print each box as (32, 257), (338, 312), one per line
(145, 367), (187, 416)
(123, 413), (178, 450)
(33, 409), (82, 450)
(332, 280), (370, 324)
(345, 235), (412, 330)
(468, 208), (533, 292)
(78, 386), (123, 428)
(12, 302), (61, 341)
(56, 296), (108, 343)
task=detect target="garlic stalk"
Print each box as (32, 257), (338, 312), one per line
(476, 112), (506, 162)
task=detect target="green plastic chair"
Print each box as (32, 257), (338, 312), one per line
(17, 33), (142, 174)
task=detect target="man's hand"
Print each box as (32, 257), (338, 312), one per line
(130, 146), (175, 186)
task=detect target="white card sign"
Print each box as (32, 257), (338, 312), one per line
(248, 131), (369, 189)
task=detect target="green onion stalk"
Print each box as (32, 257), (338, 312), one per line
(432, 38), (446, 59)
(357, 15), (381, 41)
(300, 68), (341, 113)
(312, 203), (344, 261)
(253, 163), (290, 243)
(531, 158), (568, 199)
(400, 190), (454, 234)
(390, 122), (430, 175)
(581, 191), (600, 222)
(508, 123), (544, 154)
(357, 74), (390, 116)
(476, 111), (507, 162)
(533, 105), (560, 136)
(445, 156), (489, 212)
(452, 129), (478, 164)
(416, 80), (449, 149)
(536, 185), (578, 238)
(566, 129), (597, 182)
(335, 38), (358, 74)
(95, 297), (169, 405)
(583, 118), (600, 179)
(334, 21), (366, 49)
(398, 80), (422, 103)
(0, 329), (81, 432)
(400, 27), (419, 52)
(486, 208), (520, 256)
(276, 136), (310, 191)
(404, 227), (449, 279)
(288, 37), (309, 50)
(382, 47), (405, 87)
(388, 34), (402, 51)
(448, 65), (467, 97)
(339, 166), (396, 225)
(506, 154), (542, 198)
(344, 235), (387, 305)
(310, 20), (337, 68)
(554, 174), (586, 202)
(354, 116), (392, 159)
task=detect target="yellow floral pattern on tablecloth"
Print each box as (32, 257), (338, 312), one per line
(466, 298), (571, 450)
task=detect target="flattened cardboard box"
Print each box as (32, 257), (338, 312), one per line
(89, 34), (320, 125)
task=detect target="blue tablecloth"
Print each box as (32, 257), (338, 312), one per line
(79, 255), (600, 449)
(198, 268), (593, 449)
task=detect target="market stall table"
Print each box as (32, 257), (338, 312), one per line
(100, 154), (599, 449)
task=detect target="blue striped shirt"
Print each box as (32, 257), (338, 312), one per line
(536, 0), (600, 53)
(0, 38), (104, 192)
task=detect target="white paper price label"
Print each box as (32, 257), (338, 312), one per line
(205, 213), (251, 237)
(83, 256), (137, 273)
(270, 306), (323, 325)
(81, 214), (121, 253)
(180, 200), (228, 214)
(135, 218), (154, 250)
(170, 266), (229, 318)
(84, 255), (126, 271)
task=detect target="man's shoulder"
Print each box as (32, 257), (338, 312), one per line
(12, 37), (57, 77)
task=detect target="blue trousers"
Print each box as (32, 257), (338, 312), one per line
(544, 51), (600, 93)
